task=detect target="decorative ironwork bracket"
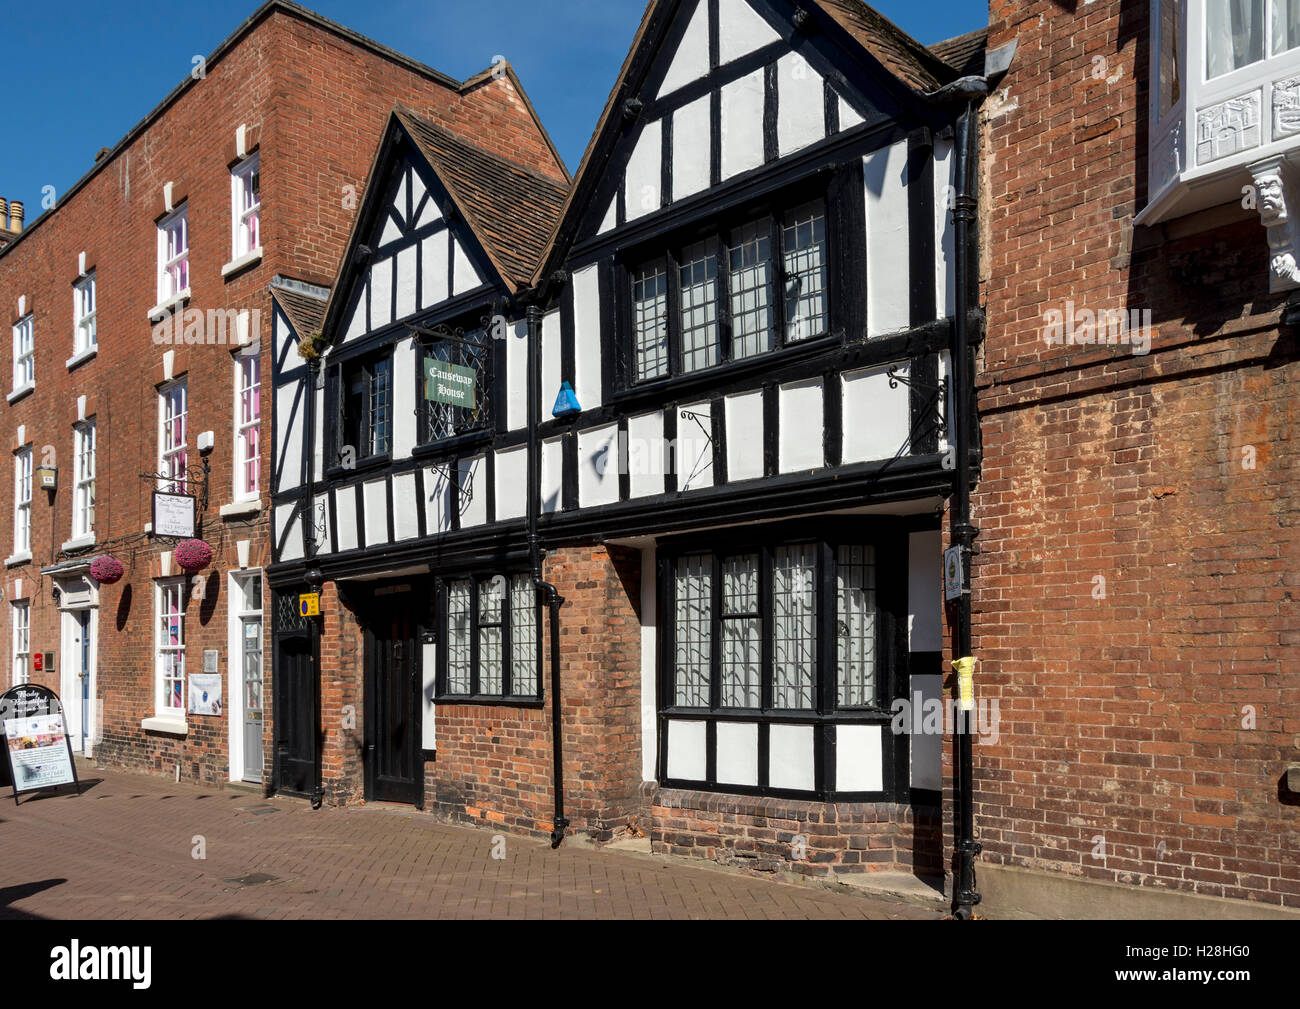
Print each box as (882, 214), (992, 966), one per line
(138, 454), (211, 533)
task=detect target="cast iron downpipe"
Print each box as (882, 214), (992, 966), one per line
(922, 74), (988, 919)
(525, 304), (570, 848)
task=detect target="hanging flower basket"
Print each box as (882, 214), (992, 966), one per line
(174, 539), (214, 573)
(297, 329), (325, 361)
(89, 555), (124, 585)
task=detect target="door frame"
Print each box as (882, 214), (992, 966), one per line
(226, 569), (263, 783)
(58, 607), (96, 755)
(271, 586), (320, 799)
(360, 581), (424, 807)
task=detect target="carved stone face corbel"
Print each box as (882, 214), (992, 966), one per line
(1248, 156), (1300, 292)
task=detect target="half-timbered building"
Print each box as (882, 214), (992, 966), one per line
(270, 0), (991, 879)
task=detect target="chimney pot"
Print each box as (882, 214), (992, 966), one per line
(0, 198), (7, 231)
(9, 201), (22, 234)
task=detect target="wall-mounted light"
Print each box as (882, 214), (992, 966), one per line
(552, 382), (581, 419)
(197, 431), (215, 453)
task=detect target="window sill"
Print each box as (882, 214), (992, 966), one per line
(147, 288), (191, 321)
(434, 695), (546, 709)
(141, 716), (187, 736)
(4, 552), (31, 568)
(219, 499), (261, 519)
(60, 535), (96, 553)
(221, 248), (262, 278)
(65, 346), (98, 371)
(6, 383), (33, 404)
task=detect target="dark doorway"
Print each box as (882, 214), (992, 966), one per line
(272, 589), (319, 798)
(363, 588), (422, 805)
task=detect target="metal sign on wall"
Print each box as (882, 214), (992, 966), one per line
(153, 491), (197, 538)
(424, 359), (476, 408)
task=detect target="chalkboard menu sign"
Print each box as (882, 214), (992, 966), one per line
(0, 684), (80, 803)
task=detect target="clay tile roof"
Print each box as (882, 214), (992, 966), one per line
(273, 285), (329, 337)
(807, 0), (957, 93)
(928, 27), (989, 78)
(395, 106), (570, 292)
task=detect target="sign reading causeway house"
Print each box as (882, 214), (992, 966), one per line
(424, 359), (476, 408)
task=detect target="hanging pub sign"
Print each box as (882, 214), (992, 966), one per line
(424, 359), (476, 408)
(0, 683), (80, 802)
(153, 490), (197, 538)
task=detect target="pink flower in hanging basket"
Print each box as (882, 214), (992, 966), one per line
(173, 538), (214, 573)
(89, 554), (125, 585)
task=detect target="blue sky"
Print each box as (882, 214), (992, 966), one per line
(0, 0), (985, 226)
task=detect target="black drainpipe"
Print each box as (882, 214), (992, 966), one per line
(525, 303), (570, 848)
(922, 76), (987, 919)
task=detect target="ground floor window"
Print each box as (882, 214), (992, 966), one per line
(11, 600), (29, 686)
(437, 573), (541, 702)
(155, 579), (186, 716)
(658, 525), (900, 799)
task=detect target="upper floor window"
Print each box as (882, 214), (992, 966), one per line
(1206, 1), (1300, 78)
(159, 380), (187, 494)
(73, 419), (96, 540)
(157, 205), (189, 304)
(231, 154), (261, 259)
(627, 197), (829, 385)
(439, 573), (541, 701)
(419, 327), (491, 445)
(12, 314), (33, 392)
(335, 352), (392, 465)
(74, 273), (96, 356)
(234, 352), (260, 499)
(13, 446), (31, 556)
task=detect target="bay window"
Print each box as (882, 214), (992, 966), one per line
(438, 573), (541, 702)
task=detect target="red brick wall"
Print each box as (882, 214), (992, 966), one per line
(977, 0), (1300, 907)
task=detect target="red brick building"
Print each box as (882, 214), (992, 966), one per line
(0, 0), (562, 788)
(971, 0), (1300, 914)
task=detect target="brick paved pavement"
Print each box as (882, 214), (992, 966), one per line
(0, 765), (942, 920)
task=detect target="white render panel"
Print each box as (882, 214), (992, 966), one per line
(310, 496), (331, 555)
(715, 721), (759, 787)
(392, 338), (417, 459)
(378, 214), (402, 248)
(393, 173), (408, 227)
(839, 94), (865, 129)
(541, 437), (563, 513)
(334, 485), (359, 552)
(408, 169), (428, 217)
(768, 723), (815, 791)
(672, 96), (712, 202)
(776, 52), (825, 156)
(724, 390), (764, 481)
(275, 382), (304, 492)
(721, 69), (765, 180)
(458, 455), (487, 527)
(414, 192), (441, 229)
(578, 424), (620, 508)
(657, 0), (710, 98)
(541, 310), (561, 420)
(452, 238), (482, 295)
(424, 465), (454, 535)
(836, 724), (884, 792)
(420, 230), (449, 308)
(363, 479), (389, 546)
(494, 445), (528, 520)
(666, 719), (708, 781)
(573, 265), (603, 410)
(778, 378), (824, 473)
(394, 244), (417, 320)
(909, 674), (943, 791)
(677, 400), (713, 491)
(640, 546), (658, 780)
(627, 410), (666, 498)
(718, 0), (779, 63)
(506, 319), (528, 431)
(275, 503), (303, 562)
(841, 362), (911, 463)
(934, 136), (956, 320)
(909, 529), (942, 652)
(313, 383), (325, 484)
(625, 118), (663, 221)
(421, 640), (438, 750)
(392, 471), (419, 541)
(597, 197), (617, 235)
(273, 308), (294, 362)
(864, 141), (911, 336)
(343, 286), (367, 342)
(369, 255), (392, 330)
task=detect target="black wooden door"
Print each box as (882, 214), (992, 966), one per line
(274, 631), (318, 796)
(365, 601), (420, 804)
